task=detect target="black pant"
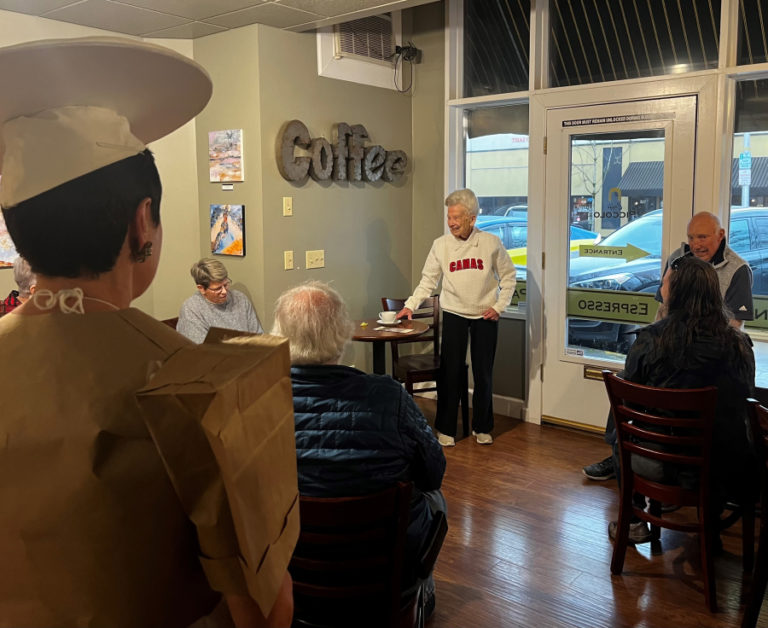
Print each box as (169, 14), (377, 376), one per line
(435, 311), (498, 437)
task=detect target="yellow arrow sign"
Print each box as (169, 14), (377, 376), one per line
(578, 243), (650, 263)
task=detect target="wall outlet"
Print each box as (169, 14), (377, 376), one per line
(305, 249), (325, 269)
(282, 196), (293, 217)
(283, 250), (294, 270)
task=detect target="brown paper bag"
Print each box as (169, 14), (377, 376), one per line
(137, 333), (299, 615)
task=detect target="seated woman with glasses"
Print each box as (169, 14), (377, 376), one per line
(177, 257), (263, 343)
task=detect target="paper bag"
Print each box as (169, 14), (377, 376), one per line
(137, 334), (299, 615)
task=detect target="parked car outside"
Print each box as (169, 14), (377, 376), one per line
(476, 214), (600, 267)
(567, 207), (768, 352)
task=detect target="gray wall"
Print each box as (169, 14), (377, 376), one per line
(408, 3), (447, 286)
(194, 23), (415, 370)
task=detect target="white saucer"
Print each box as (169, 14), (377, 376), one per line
(376, 319), (401, 326)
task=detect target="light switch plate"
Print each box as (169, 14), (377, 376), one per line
(306, 249), (325, 269)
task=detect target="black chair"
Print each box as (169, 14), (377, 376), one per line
(289, 482), (447, 628)
(603, 371), (720, 611)
(742, 399), (768, 628)
(380, 296), (470, 436)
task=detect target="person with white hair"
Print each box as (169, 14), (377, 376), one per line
(2, 256), (36, 313)
(0, 37), (291, 627)
(176, 256), (263, 343)
(397, 188), (516, 447)
(273, 280), (446, 617)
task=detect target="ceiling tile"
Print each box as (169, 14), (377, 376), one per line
(206, 3), (321, 30)
(116, 0), (266, 21)
(45, 0), (188, 36)
(277, 0), (372, 18)
(0, 0), (81, 15)
(144, 20), (227, 39)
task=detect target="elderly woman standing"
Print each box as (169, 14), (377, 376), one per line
(0, 38), (289, 627)
(177, 257), (263, 343)
(397, 188), (516, 446)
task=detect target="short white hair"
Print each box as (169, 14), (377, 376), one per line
(13, 256), (36, 298)
(272, 281), (354, 365)
(445, 188), (479, 217)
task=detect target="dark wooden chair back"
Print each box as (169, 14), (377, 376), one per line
(602, 371), (719, 611)
(161, 317), (179, 329)
(742, 399), (768, 628)
(289, 482), (415, 628)
(381, 296), (440, 358)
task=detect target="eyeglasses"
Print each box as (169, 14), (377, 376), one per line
(206, 279), (231, 294)
(670, 252), (693, 271)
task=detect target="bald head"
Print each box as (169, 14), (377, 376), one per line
(687, 212), (725, 262)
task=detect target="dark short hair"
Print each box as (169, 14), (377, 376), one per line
(2, 149), (161, 278)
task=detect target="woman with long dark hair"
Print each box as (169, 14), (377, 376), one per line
(610, 255), (755, 543)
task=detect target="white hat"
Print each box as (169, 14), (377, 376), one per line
(0, 37), (212, 207)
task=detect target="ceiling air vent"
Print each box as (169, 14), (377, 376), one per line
(334, 14), (394, 66)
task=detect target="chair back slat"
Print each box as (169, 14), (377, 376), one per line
(289, 482), (413, 628)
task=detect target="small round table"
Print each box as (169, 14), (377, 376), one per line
(352, 318), (429, 375)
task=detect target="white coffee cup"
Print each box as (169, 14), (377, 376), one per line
(379, 311), (397, 323)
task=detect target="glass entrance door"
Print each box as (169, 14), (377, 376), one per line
(541, 97), (697, 429)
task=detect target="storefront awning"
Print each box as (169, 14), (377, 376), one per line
(616, 162), (664, 196)
(617, 158), (768, 197)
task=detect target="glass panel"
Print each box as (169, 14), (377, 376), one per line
(463, 0), (530, 97)
(566, 130), (665, 359)
(732, 79), (768, 391)
(550, 0), (720, 87)
(465, 104), (529, 308)
(737, 0), (768, 66)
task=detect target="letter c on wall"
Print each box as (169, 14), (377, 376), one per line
(277, 120), (311, 181)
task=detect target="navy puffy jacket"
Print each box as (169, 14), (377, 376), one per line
(291, 364), (446, 560)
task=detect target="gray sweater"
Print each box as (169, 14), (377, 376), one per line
(176, 289), (263, 343)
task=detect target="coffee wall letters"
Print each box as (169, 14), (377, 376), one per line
(277, 120), (408, 184)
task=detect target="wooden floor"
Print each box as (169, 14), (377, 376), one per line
(414, 398), (767, 628)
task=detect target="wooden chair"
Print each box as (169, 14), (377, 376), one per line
(602, 371), (719, 611)
(742, 399), (768, 628)
(289, 482), (447, 628)
(380, 297), (470, 437)
(161, 316), (178, 329)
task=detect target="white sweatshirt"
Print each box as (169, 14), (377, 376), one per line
(405, 227), (517, 318)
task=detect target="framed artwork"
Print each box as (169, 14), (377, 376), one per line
(0, 209), (16, 268)
(210, 204), (245, 256)
(209, 129), (244, 182)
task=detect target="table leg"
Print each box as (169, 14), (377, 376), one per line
(372, 342), (386, 375)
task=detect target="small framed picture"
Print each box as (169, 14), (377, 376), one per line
(208, 129), (244, 182)
(0, 210), (16, 268)
(210, 204), (245, 256)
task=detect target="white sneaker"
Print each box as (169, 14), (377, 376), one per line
(472, 430), (493, 445)
(436, 431), (455, 447)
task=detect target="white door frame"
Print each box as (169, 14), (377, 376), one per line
(525, 72), (726, 425)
